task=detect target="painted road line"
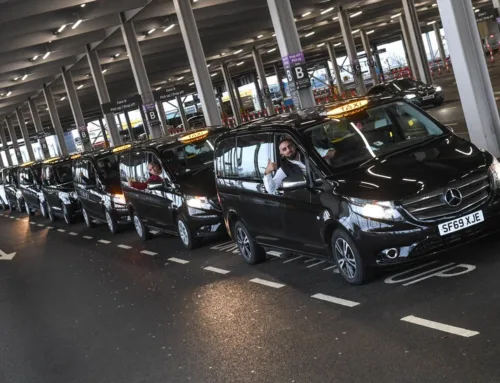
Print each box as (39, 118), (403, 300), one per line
(141, 250), (157, 256)
(37, 224), (45, 227)
(168, 257), (190, 264)
(98, 239), (111, 244)
(250, 278), (285, 289)
(69, 232), (78, 236)
(267, 250), (283, 258)
(47, 226), (54, 230)
(118, 244), (132, 250)
(311, 293), (360, 307)
(306, 260), (325, 268)
(323, 265), (337, 271)
(304, 258), (317, 263)
(204, 266), (231, 275)
(401, 315), (479, 338)
(283, 255), (303, 264)
(9, 216), (15, 219)
(82, 236), (93, 240)
(57, 229), (66, 233)
(29, 222), (36, 225)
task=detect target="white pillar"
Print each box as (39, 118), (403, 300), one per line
(43, 84), (69, 156)
(360, 29), (379, 85)
(221, 63), (242, 125)
(437, 0), (500, 156)
(327, 42), (345, 95)
(0, 122), (12, 166)
(15, 108), (35, 161)
(252, 47), (275, 115)
(5, 116), (23, 163)
(28, 98), (50, 159)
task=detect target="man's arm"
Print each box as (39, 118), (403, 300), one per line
(263, 168), (287, 194)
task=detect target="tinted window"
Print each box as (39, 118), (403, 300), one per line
(129, 151), (147, 184)
(119, 153), (130, 184)
(127, 151), (166, 191)
(215, 137), (237, 177)
(162, 137), (217, 176)
(97, 154), (120, 185)
(74, 160), (96, 185)
(54, 163), (73, 184)
(19, 168), (33, 185)
(42, 166), (56, 186)
(390, 79), (419, 91)
(367, 86), (386, 96)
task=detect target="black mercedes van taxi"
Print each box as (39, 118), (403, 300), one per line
(41, 155), (81, 224)
(18, 160), (48, 217)
(214, 96), (500, 285)
(2, 166), (23, 212)
(73, 146), (131, 234)
(119, 127), (228, 249)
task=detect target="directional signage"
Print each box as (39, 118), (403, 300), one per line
(291, 64), (311, 90)
(78, 125), (90, 143)
(476, 10), (495, 23)
(142, 103), (160, 123)
(283, 51), (311, 107)
(101, 94), (143, 114)
(153, 85), (191, 102)
(0, 248), (16, 260)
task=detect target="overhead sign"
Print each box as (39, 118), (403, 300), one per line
(101, 94), (142, 114)
(291, 64), (311, 90)
(476, 10), (495, 23)
(283, 51), (311, 107)
(78, 125), (90, 143)
(142, 103), (160, 123)
(153, 85), (191, 102)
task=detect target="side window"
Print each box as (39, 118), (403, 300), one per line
(42, 166), (56, 186)
(119, 153), (130, 184)
(233, 134), (274, 181)
(20, 169), (33, 185)
(215, 137), (237, 178)
(128, 151), (147, 190)
(145, 152), (168, 181)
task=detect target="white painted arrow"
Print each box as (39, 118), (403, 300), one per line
(0, 249), (16, 260)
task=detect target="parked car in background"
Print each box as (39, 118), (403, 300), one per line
(18, 160), (48, 217)
(366, 78), (444, 107)
(2, 166), (23, 212)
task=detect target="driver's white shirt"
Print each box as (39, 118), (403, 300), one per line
(263, 159), (306, 194)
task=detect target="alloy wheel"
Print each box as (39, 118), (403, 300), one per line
(133, 216), (143, 237)
(335, 238), (357, 279)
(83, 208), (90, 226)
(178, 219), (189, 246)
(40, 201), (46, 217)
(106, 212), (114, 232)
(236, 227), (252, 261)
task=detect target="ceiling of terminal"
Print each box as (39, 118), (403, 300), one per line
(0, 0), (493, 140)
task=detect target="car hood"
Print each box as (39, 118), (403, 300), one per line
(176, 168), (217, 197)
(401, 84), (435, 96)
(332, 135), (491, 202)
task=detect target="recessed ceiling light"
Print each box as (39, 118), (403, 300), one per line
(305, 31), (315, 37)
(391, 13), (401, 19)
(7, 91), (11, 96)
(13, 77), (19, 81)
(221, 52), (226, 56)
(60, 96), (66, 101)
(432, 3), (437, 7)
(81, 3), (86, 7)
(334, 42), (342, 47)
(267, 48), (277, 53)
(211, 73), (217, 77)
(475, 9), (479, 13)
(427, 20), (436, 25)
(147, 28), (156, 35)
(114, 53), (120, 58)
(272, 33), (276, 37)
(77, 85), (83, 89)
(32, 55), (39, 61)
(155, 87), (161, 91)
(177, 76), (184, 81)
(58, 24), (67, 33)
(352, 29), (360, 34)
(189, 82), (195, 86)
(237, 61), (244, 66)
(72, 19), (82, 29)
(234, 49), (243, 54)
(350, 11), (362, 18)
(367, 30), (375, 35)
(317, 43), (325, 47)
(320, 7), (334, 15)
(102, 69), (108, 73)
(42, 52), (50, 59)
(207, 64), (211, 67)
(332, 16), (339, 21)
(302, 12), (311, 17)
(0, 94), (4, 97)
(163, 24), (175, 32)
(22, 74), (28, 80)
(257, 34), (264, 39)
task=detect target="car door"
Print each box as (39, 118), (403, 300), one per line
(4, 169), (18, 206)
(19, 167), (35, 207)
(0, 170), (6, 205)
(42, 165), (59, 210)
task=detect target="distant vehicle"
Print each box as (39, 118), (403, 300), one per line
(366, 78), (444, 107)
(1, 166), (23, 211)
(18, 160), (48, 217)
(0, 169), (9, 209)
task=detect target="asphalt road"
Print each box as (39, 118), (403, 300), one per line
(3, 69), (500, 383)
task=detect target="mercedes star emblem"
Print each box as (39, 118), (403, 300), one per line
(444, 188), (462, 207)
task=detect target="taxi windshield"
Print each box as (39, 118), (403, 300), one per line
(303, 101), (446, 169)
(54, 163), (73, 184)
(96, 154), (120, 186)
(161, 137), (218, 177)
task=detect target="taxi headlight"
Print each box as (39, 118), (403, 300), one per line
(435, 86), (442, 92)
(112, 193), (126, 205)
(348, 198), (403, 221)
(186, 196), (212, 210)
(70, 191), (78, 200)
(404, 94), (417, 100)
(489, 157), (500, 190)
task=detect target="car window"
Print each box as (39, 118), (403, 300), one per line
(54, 163), (73, 184)
(119, 153), (130, 185)
(97, 154), (120, 185)
(367, 86), (386, 96)
(129, 151), (147, 184)
(42, 166), (56, 186)
(215, 137), (237, 177)
(19, 168), (33, 185)
(162, 137), (218, 177)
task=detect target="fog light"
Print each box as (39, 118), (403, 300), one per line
(382, 248), (399, 259)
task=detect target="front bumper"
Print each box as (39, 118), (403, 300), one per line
(410, 92), (444, 107)
(348, 201), (500, 266)
(185, 207), (226, 239)
(110, 204), (131, 224)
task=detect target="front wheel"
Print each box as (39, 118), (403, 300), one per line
(133, 213), (151, 241)
(177, 216), (199, 250)
(82, 207), (96, 228)
(25, 200), (34, 216)
(62, 204), (74, 225)
(39, 201), (48, 218)
(105, 211), (120, 235)
(234, 221), (266, 265)
(16, 199), (24, 213)
(331, 229), (371, 285)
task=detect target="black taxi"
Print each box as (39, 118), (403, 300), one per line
(41, 155), (81, 224)
(1, 165), (23, 212)
(0, 167), (10, 210)
(214, 96), (500, 285)
(119, 127), (228, 249)
(73, 145), (131, 234)
(18, 160), (48, 217)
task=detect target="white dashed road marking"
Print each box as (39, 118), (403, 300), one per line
(118, 244), (132, 250)
(168, 257), (189, 264)
(57, 229), (66, 233)
(69, 232), (78, 236)
(29, 222), (36, 225)
(267, 250), (283, 258)
(47, 226), (54, 230)
(37, 224), (45, 227)
(10, 216), (14, 219)
(250, 278), (285, 289)
(323, 265), (336, 271)
(82, 236), (93, 240)
(311, 293), (360, 308)
(204, 266), (230, 275)
(141, 250), (157, 256)
(98, 240), (111, 244)
(401, 315), (479, 338)
(283, 255), (303, 264)
(306, 260), (325, 268)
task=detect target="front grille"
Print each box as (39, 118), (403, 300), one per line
(401, 172), (490, 221)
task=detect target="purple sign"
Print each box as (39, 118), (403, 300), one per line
(282, 52), (305, 69)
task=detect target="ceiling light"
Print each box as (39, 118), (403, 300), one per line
(32, 55), (39, 61)
(86, 74), (91, 77)
(367, 30), (375, 35)
(272, 33), (276, 37)
(0, 94), (4, 97)
(257, 34), (264, 39)
(305, 31), (315, 37)
(61, 96), (66, 101)
(267, 48), (277, 53)
(332, 16), (339, 21)
(163, 24), (175, 32)
(189, 82), (195, 86)
(427, 20), (436, 25)
(317, 43), (325, 47)
(77, 85), (83, 89)
(147, 28), (156, 35)
(432, 3), (437, 7)
(352, 29), (360, 34)
(58, 24), (67, 33)
(334, 42), (342, 47)
(81, 3), (86, 7)
(236, 61), (244, 66)
(72, 19), (82, 29)
(13, 77), (19, 81)
(234, 49), (243, 54)
(102, 69), (108, 73)
(7, 91), (11, 96)
(475, 9), (479, 13)
(155, 87), (161, 91)
(114, 53), (120, 58)
(177, 76), (184, 81)
(221, 52), (226, 56)
(391, 13), (401, 18)
(302, 12), (311, 17)
(42, 52), (51, 59)
(211, 73), (217, 77)
(207, 64), (211, 67)
(320, 7), (334, 15)
(22, 74), (28, 80)
(350, 11), (362, 18)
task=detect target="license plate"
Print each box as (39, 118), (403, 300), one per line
(422, 94), (435, 100)
(438, 211), (484, 236)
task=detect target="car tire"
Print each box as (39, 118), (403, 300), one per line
(39, 201), (48, 219)
(62, 204), (74, 225)
(331, 229), (371, 285)
(17, 199), (24, 213)
(48, 204), (57, 222)
(234, 221), (266, 265)
(25, 200), (34, 216)
(177, 216), (199, 250)
(82, 207), (96, 228)
(105, 210), (120, 235)
(133, 213), (151, 241)
(7, 199), (12, 212)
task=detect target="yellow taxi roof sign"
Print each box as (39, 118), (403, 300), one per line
(42, 157), (60, 164)
(112, 144), (132, 153)
(178, 129), (209, 143)
(326, 99), (369, 118)
(21, 161), (35, 167)
(71, 154), (82, 160)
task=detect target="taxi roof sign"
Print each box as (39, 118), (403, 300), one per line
(112, 144), (132, 153)
(71, 154), (82, 160)
(178, 129), (209, 143)
(21, 161), (35, 167)
(326, 99), (369, 118)
(42, 157), (60, 164)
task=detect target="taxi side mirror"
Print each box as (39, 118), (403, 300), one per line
(282, 174), (307, 190)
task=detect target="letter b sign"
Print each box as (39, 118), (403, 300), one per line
(291, 64), (311, 90)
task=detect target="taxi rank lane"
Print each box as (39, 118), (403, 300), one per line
(3, 67), (500, 383)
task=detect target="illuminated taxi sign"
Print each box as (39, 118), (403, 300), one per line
(112, 144), (132, 153)
(71, 154), (82, 160)
(178, 129), (209, 143)
(42, 157), (60, 164)
(21, 161), (35, 167)
(327, 99), (369, 118)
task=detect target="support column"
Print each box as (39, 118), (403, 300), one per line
(176, 95), (189, 131)
(402, 0), (433, 83)
(399, 16), (419, 77)
(173, 0), (222, 126)
(252, 47), (274, 115)
(120, 15), (163, 138)
(86, 46), (121, 147)
(61, 68), (92, 152)
(327, 42), (345, 95)
(15, 108), (35, 161)
(274, 63), (287, 101)
(156, 101), (168, 134)
(43, 84), (68, 156)
(5, 116), (23, 163)
(234, 79), (244, 115)
(0, 123), (12, 166)
(373, 44), (385, 82)
(124, 111), (135, 141)
(98, 117), (110, 147)
(28, 98), (50, 159)
(436, 0), (500, 156)
(360, 29), (379, 86)
(433, 23), (447, 66)
(221, 63), (243, 125)
(253, 73), (265, 112)
(338, 6), (366, 95)
(267, 0), (315, 109)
